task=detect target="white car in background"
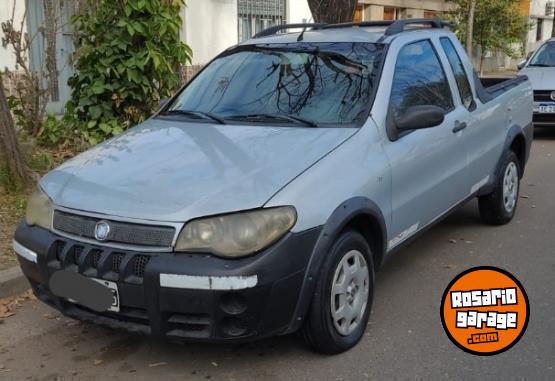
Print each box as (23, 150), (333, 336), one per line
(519, 38), (555, 127)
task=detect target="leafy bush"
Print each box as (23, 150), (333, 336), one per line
(68, 0), (191, 140)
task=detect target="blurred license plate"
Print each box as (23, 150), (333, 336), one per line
(539, 104), (555, 113)
(92, 279), (120, 312)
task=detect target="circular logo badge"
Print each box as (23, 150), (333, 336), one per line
(551, 91), (555, 101)
(440, 267), (529, 356)
(94, 221), (111, 241)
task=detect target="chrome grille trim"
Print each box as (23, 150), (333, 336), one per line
(53, 210), (179, 250)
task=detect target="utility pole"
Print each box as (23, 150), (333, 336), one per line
(466, 0), (476, 56)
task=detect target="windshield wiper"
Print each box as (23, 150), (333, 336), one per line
(160, 109), (226, 125)
(528, 63), (555, 67)
(226, 113), (319, 128)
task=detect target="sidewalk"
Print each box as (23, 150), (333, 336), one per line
(0, 265), (28, 299)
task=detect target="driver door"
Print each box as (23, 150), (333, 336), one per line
(382, 39), (469, 249)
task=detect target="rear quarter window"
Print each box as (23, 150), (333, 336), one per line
(440, 37), (474, 110)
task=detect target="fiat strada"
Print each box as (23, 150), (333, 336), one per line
(14, 19), (533, 354)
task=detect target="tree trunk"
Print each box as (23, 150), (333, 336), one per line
(307, 0), (358, 24)
(552, 14), (555, 37)
(0, 75), (33, 186)
(466, 0), (476, 56)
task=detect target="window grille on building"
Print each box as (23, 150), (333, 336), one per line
(238, 0), (286, 42)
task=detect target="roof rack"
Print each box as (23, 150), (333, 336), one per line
(382, 19), (454, 36)
(253, 23), (327, 38)
(252, 18), (453, 39)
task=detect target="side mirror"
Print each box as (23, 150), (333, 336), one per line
(159, 98), (170, 109)
(517, 60), (527, 70)
(396, 105), (445, 131)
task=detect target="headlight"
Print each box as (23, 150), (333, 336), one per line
(175, 207), (297, 258)
(25, 187), (53, 230)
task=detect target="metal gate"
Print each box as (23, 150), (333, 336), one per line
(238, 0), (287, 42)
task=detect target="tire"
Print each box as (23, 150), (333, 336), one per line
(478, 150), (521, 225)
(302, 230), (375, 354)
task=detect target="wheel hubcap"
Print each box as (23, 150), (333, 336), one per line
(330, 250), (370, 336)
(503, 162), (519, 213)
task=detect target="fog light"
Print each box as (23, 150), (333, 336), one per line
(221, 317), (248, 337)
(220, 292), (247, 315)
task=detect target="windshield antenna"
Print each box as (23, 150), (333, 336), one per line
(297, 26), (308, 41)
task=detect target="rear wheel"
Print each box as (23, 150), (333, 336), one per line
(302, 230), (374, 354)
(478, 150), (520, 225)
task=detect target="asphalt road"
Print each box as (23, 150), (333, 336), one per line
(1, 130), (554, 381)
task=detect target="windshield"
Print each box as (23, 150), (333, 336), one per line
(529, 42), (555, 67)
(166, 42), (385, 126)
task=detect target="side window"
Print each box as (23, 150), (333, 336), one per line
(440, 37), (474, 110)
(390, 40), (454, 119)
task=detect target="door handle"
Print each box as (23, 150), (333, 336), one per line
(453, 121), (467, 133)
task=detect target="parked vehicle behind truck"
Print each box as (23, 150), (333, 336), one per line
(14, 19), (533, 354)
(519, 38), (555, 127)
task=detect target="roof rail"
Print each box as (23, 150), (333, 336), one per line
(383, 18), (454, 36)
(252, 19), (453, 39)
(253, 23), (327, 38)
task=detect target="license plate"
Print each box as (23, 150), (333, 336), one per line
(91, 279), (120, 312)
(539, 104), (555, 114)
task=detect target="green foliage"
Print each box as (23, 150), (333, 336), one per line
(447, 0), (530, 59)
(37, 114), (71, 146)
(68, 0), (191, 141)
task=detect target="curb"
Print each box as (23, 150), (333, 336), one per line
(0, 266), (29, 299)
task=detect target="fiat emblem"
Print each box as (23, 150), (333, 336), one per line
(551, 91), (555, 101)
(94, 221), (111, 241)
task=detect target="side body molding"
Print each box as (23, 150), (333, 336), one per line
(284, 197), (387, 334)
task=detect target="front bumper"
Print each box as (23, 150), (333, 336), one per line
(533, 112), (555, 127)
(14, 221), (320, 342)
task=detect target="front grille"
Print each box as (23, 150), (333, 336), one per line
(53, 210), (175, 247)
(533, 113), (555, 125)
(534, 90), (555, 102)
(47, 240), (156, 282)
(133, 255), (151, 278)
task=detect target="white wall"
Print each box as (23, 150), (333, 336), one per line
(287, 0), (313, 23)
(181, 0), (239, 65)
(527, 0), (554, 53)
(0, 0), (25, 70)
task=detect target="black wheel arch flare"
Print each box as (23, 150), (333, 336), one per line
(284, 197), (387, 334)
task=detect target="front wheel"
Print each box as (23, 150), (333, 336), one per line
(302, 230), (374, 354)
(478, 150), (520, 225)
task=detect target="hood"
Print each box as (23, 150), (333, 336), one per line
(519, 66), (555, 91)
(41, 119), (357, 222)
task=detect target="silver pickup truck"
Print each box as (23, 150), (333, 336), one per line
(14, 19), (533, 354)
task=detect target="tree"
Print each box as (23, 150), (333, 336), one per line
(552, 14), (555, 37)
(0, 73), (34, 187)
(307, 0), (358, 23)
(448, 0), (531, 74)
(466, 0), (476, 56)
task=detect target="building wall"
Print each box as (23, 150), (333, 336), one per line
(358, 0), (454, 21)
(181, 0), (239, 66)
(526, 0), (554, 53)
(287, 1), (312, 23)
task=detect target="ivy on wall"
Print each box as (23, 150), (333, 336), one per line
(68, 0), (192, 143)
